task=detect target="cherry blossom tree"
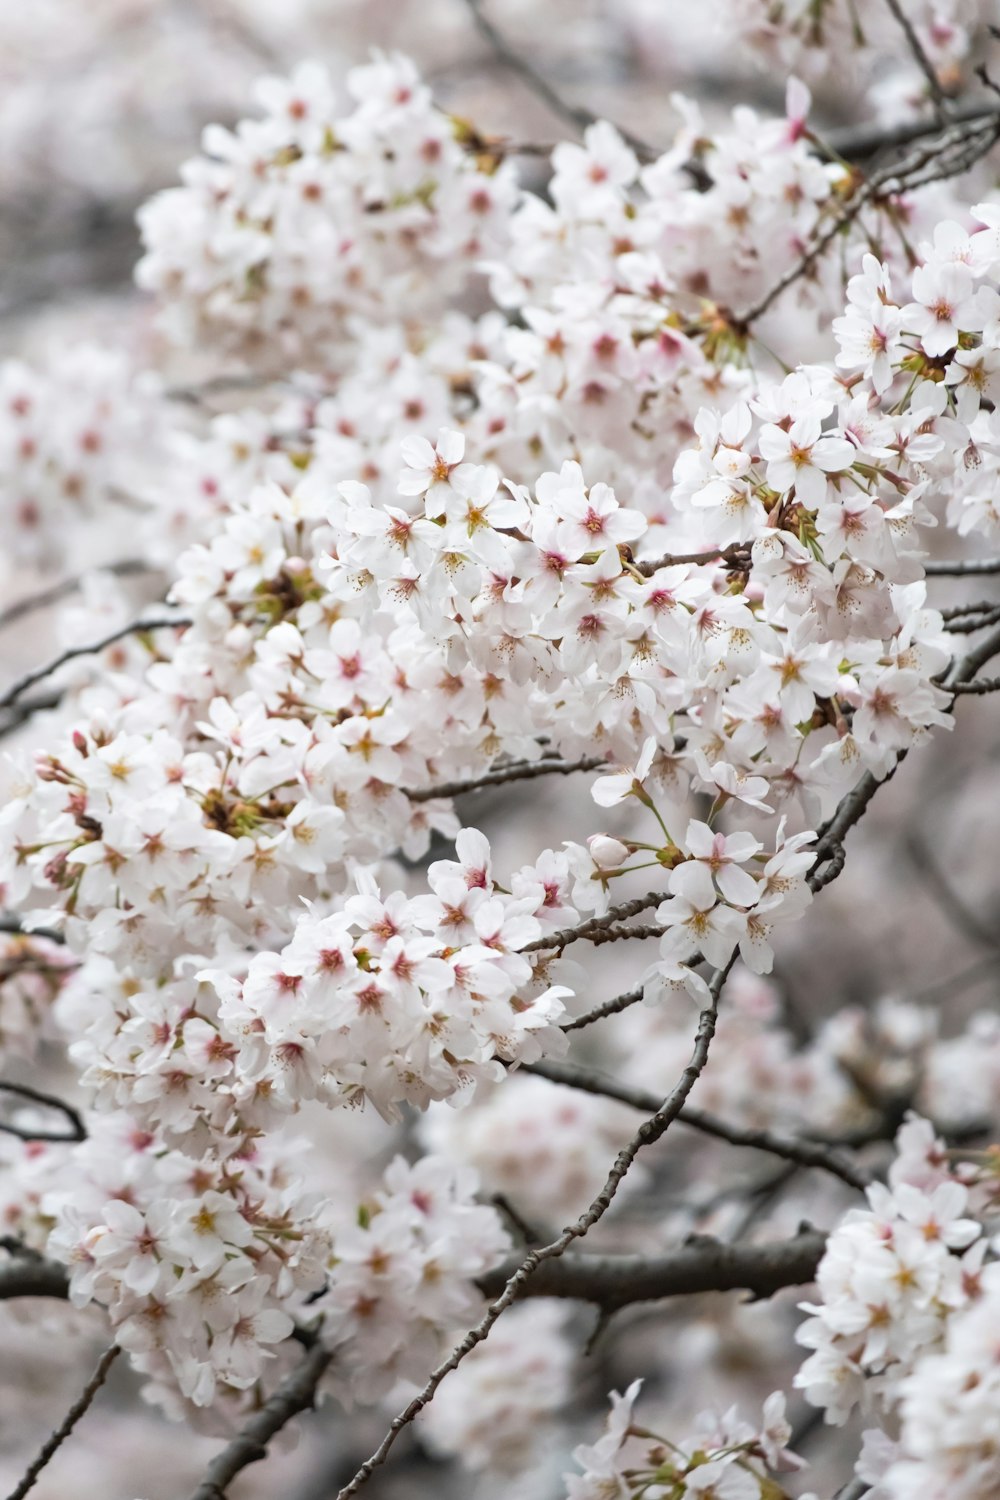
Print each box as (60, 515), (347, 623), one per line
(3, 4), (1000, 1500)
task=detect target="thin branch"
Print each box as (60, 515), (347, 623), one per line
(477, 1226), (827, 1308)
(827, 100), (999, 161)
(405, 754), (607, 802)
(334, 959), (732, 1499)
(0, 560), (153, 633)
(562, 985), (645, 1031)
(943, 607), (1000, 634)
(0, 1081), (86, 1143)
(632, 545), (750, 578)
(738, 112), (1000, 327)
(947, 617), (1000, 686)
(940, 599), (1000, 621)
(808, 765), (894, 892)
(951, 674), (1000, 694)
(461, 0), (657, 163)
(880, 0), (949, 113)
(5, 1343), (120, 1500)
(522, 891), (665, 954)
(0, 617), (191, 713)
(522, 1058), (871, 1189)
(189, 1342), (333, 1500)
(905, 831), (1000, 951)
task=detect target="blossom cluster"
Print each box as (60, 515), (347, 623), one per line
(795, 1116), (986, 1424)
(2, 1116), (508, 1421)
(564, 1381), (805, 1500)
(2, 42), (1000, 1488)
(136, 56), (517, 361)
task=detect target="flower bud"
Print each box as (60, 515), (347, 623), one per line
(588, 834), (630, 869)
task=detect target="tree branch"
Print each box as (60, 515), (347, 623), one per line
(562, 984), (645, 1031)
(0, 1256), (70, 1301)
(522, 890), (665, 954)
(334, 958), (733, 1499)
(477, 1226), (827, 1308)
(632, 545), (750, 578)
(738, 111), (1000, 327)
(522, 1058), (871, 1189)
(189, 1342), (333, 1500)
(925, 555), (1000, 574)
(6, 1343), (120, 1500)
(0, 617), (191, 713)
(404, 754), (607, 802)
(0, 917), (66, 945)
(880, 0), (949, 114)
(947, 617), (1000, 685)
(0, 1080), (86, 1143)
(942, 606), (1000, 634)
(826, 99), (999, 161)
(0, 560), (153, 634)
(461, 0), (657, 164)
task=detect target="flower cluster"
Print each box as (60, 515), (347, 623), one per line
(795, 1116), (986, 1425)
(3, 41), (1000, 1483)
(136, 57), (517, 361)
(314, 1155), (510, 1403)
(883, 1262), (1000, 1500)
(564, 1382), (804, 1500)
(204, 851), (570, 1123)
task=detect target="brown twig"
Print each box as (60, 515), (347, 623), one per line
(0, 616), (191, 712)
(0, 560), (153, 634)
(405, 754), (607, 802)
(334, 957), (733, 1499)
(880, 0), (949, 114)
(189, 1342), (333, 1500)
(6, 1344), (120, 1500)
(522, 1058), (871, 1189)
(0, 1081), (86, 1143)
(522, 891), (665, 954)
(632, 545), (749, 578)
(562, 984), (645, 1031)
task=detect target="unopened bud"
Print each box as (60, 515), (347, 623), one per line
(588, 834), (630, 869)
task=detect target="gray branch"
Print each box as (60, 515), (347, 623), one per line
(477, 1227), (827, 1308)
(189, 1342), (333, 1500)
